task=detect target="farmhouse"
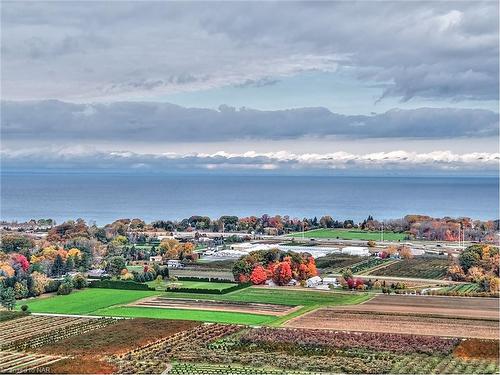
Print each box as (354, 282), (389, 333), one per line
(341, 246), (370, 256)
(306, 276), (322, 288)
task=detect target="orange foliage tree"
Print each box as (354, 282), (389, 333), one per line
(250, 265), (268, 285)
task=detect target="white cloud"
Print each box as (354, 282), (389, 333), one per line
(2, 148), (498, 174)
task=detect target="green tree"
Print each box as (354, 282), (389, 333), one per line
(52, 254), (65, 276)
(0, 286), (16, 310)
(66, 256), (75, 272)
(106, 256), (126, 276)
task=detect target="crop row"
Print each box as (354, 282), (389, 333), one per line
(0, 350), (66, 374)
(0, 316), (96, 346)
(349, 258), (388, 274)
(240, 327), (460, 355)
(111, 323), (498, 375)
(115, 324), (243, 374)
(4, 317), (116, 351)
(169, 362), (312, 375)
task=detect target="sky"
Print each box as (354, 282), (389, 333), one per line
(1, 1), (499, 175)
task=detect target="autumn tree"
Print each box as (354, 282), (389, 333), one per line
(399, 246), (414, 260)
(307, 258), (318, 277)
(250, 265), (268, 285)
(272, 261), (292, 285)
(447, 264), (466, 281)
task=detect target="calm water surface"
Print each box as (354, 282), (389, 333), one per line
(1, 173), (498, 224)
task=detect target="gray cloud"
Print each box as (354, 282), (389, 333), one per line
(1, 1), (497, 102)
(1, 100), (497, 143)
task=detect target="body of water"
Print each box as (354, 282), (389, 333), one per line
(1, 173), (498, 224)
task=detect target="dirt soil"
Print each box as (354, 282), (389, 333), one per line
(285, 309), (499, 339)
(454, 338), (500, 360)
(130, 296), (301, 316)
(37, 318), (200, 374)
(329, 294), (500, 319)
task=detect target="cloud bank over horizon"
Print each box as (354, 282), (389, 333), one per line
(2, 147), (498, 176)
(2, 100), (498, 143)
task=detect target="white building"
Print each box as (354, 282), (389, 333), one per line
(322, 277), (339, 287)
(410, 248), (426, 256)
(167, 260), (183, 268)
(341, 246), (370, 256)
(306, 276), (322, 288)
(149, 255), (163, 263)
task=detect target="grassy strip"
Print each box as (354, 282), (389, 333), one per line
(288, 228), (406, 241)
(18, 289), (160, 315)
(94, 306), (276, 325)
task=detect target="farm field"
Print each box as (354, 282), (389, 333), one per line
(0, 350), (66, 374)
(0, 315), (115, 350)
(169, 268), (235, 280)
(95, 306), (277, 325)
(315, 254), (364, 272)
(286, 310), (499, 339)
(330, 294), (500, 319)
(146, 280), (237, 291)
(437, 283), (481, 295)
(18, 286), (370, 326)
(288, 228), (407, 241)
(2, 310), (498, 374)
(17, 289), (160, 315)
(367, 257), (450, 279)
(129, 296), (300, 315)
(35, 318), (200, 374)
(112, 323), (500, 374)
(95, 287), (369, 325)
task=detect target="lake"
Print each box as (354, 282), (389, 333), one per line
(1, 172), (498, 225)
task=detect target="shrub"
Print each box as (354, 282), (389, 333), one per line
(89, 279), (154, 291)
(57, 283), (73, 295)
(73, 274), (88, 289)
(45, 280), (62, 293)
(20, 304), (29, 312)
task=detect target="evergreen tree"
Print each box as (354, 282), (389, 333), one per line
(66, 256), (75, 272)
(0, 285), (16, 310)
(52, 254), (65, 276)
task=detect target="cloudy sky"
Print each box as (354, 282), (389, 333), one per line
(1, 1), (499, 175)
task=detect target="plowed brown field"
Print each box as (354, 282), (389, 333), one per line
(285, 295), (499, 339)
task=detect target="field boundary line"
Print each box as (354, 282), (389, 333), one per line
(31, 312), (127, 319)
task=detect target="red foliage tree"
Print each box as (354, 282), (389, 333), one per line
(250, 265), (268, 285)
(12, 254), (29, 272)
(273, 261), (292, 285)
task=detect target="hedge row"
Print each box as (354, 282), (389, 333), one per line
(89, 279), (155, 291)
(167, 282), (251, 294)
(177, 276), (235, 283)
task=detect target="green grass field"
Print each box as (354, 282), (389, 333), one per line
(289, 228), (407, 241)
(19, 286), (370, 326)
(94, 306), (276, 325)
(146, 280), (237, 291)
(19, 289), (160, 315)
